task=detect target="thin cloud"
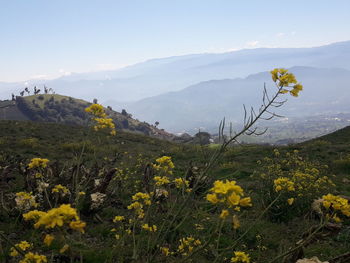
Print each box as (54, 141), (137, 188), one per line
(30, 74), (49, 80)
(245, 41), (259, 48)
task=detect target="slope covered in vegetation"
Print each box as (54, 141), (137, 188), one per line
(0, 94), (173, 139)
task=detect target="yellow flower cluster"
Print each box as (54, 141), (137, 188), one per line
(322, 194), (350, 222)
(113, 216), (125, 222)
(177, 236), (201, 256)
(85, 103), (116, 136)
(43, 234), (54, 246)
(270, 68), (303, 97)
(174, 177), (190, 189)
(23, 204), (86, 233)
(160, 246), (170, 256)
(153, 156), (175, 174)
(19, 252), (47, 263)
(15, 192), (38, 210)
(231, 251), (250, 263)
(154, 176), (170, 186)
(51, 184), (69, 196)
(142, 223), (157, 232)
(28, 158), (49, 169)
(93, 117), (116, 134)
(127, 192), (151, 219)
(10, 240), (32, 257)
(274, 177), (295, 192)
(85, 103), (106, 118)
(206, 180), (252, 210)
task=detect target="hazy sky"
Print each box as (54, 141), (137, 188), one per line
(1, 0), (349, 82)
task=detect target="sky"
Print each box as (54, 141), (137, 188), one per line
(0, 0), (350, 82)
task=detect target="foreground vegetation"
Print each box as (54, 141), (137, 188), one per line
(1, 69), (350, 263)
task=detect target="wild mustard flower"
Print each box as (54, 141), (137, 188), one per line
(287, 198), (295, 205)
(160, 247), (170, 256)
(85, 103), (116, 135)
(23, 204), (86, 233)
(174, 177), (190, 189)
(206, 180), (252, 209)
(113, 216), (125, 222)
(270, 68), (303, 97)
(85, 103), (106, 118)
(10, 241), (32, 257)
(274, 177), (295, 192)
(142, 223), (157, 232)
(177, 236), (201, 256)
(232, 215), (240, 229)
(52, 184), (69, 196)
(220, 209), (229, 219)
(28, 158), (49, 169)
(19, 252), (47, 263)
(231, 251), (250, 263)
(322, 194), (350, 221)
(59, 244), (69, 254)
(69, 220), (86, 233)
(153, 156), (175, 174)
(154, 176), (170, 186)
(128, 192), (151, 218)
(43, 234), (54, 246)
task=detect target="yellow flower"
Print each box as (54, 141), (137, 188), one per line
(19, 252), (47, 263)
(69, 220), (86, 233)
(142, 224), (157, 232)
(43, 234), (54, 246)
(10, 241), (32, 257)
(153, 156), (175, 174)
(59, 244), (69, 254)
(239, 197), (252, 207)
(231, 251), (250, 263)
(52, 184), (69, 195)
(220, 209), (229, 219)
(287, 198), (295, 205)
(227, 193), (240, 207)
(206, 193), (220, 204)
(160, 247), (170, 256)
(274, 177), (295, 192)
(23, 204), (83, 231)
(28, 158), (49, 169)
(113, 216), (125, 222)
(154, 176), (170, 186)
(174, 177), (190, 188)
(85, 104), (106, 118)
(270, 68), (303, 97)
(232, 215), (240, 229)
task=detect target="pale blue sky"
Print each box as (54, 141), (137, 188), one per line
(1, 0), (349, 82)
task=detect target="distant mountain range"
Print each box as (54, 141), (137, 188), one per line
(1, 41), (350, 142)
(123, 66), (350, 133)
(1, 41), (350, 103)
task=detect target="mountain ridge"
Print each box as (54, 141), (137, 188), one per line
(1, 40), (350, 102)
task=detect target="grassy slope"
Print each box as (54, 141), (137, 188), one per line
(1, 120), (350, 262)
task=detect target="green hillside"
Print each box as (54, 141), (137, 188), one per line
(0, 94), (174, 139)
(1, 120), (350, 262)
